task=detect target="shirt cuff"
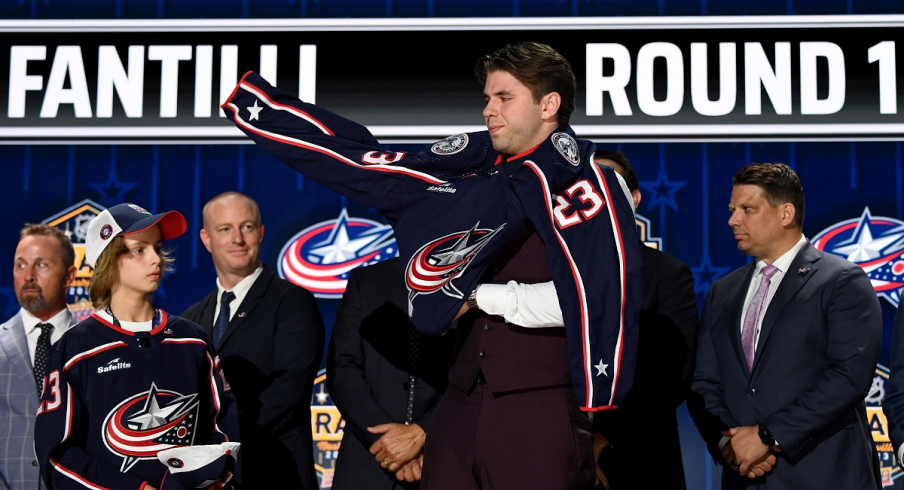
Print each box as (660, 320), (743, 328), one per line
(718, 435), (731, 450)
(475, 283), (507, 316)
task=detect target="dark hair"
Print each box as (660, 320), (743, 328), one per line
(20, 223), (75, 268)
(475, 42), (576, 126)
(594, 151), (637, 192)
(732, 163), (805, 229)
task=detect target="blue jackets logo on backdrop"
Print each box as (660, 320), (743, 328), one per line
(812, 207), (904, 307)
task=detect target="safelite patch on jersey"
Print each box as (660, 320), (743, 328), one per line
(431, 134), (469, 155)
(552, 132), (580, 166)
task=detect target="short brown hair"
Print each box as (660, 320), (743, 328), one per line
(89, 235), (175, 309)
(733, 163), (805, 229)
(20, 224), (75, 268)
(475, 42), (576, 126)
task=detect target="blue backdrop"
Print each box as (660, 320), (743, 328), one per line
(3, 1), (904, 489)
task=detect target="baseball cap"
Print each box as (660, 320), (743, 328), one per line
(85, 203), (187, 268)
(157, 442), (240, 490)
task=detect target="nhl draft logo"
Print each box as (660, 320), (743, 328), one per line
(310, 369), (342, 488)
(103, 382), (200, 472)
(635, 213), (663, 250)
(866, 364), (900, 487)
(278, 208), (397, 299)
(406, 222), (505, 300)
(127, 204), (150, 214)
(431, 134), (468, 155)
(100, 224), (114, 240)
(552, 133), (580, 166)
(812, 208), (904, 306)
(42, 199), (105, 322)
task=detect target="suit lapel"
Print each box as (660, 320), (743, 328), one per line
(198, 292), (218, 335)
(219, 265), (272, 347)
(752, 243), (820, 373)
(0, 313), (37, 392)
(727, 265), (755, 377)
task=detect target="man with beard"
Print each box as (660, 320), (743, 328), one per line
(0, 224), (77, 490)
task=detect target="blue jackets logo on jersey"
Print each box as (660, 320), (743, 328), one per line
(278, 208), (398, 299)
(431, 133), (468, 155)
(552, 132), (580, 166)
(406, 222), (505, 300)
(102, 382), (200, 472)
(812, 207), (904, 307)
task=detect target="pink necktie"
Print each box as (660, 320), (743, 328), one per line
(741, 264), (778, 372)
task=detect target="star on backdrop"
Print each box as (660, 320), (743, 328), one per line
(692, 256), (731, 296)
(640, 165), (687, 213)
(89, 164), (137, 206)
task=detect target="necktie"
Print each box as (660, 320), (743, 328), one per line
(741, 264), (779, 372)
(34, 323), (54, 396)
(213, 291), (236, 347)
(405, 322), (424, 425)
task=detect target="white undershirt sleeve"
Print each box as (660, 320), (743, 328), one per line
(475, 281), (564, 328)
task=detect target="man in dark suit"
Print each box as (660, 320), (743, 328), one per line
(691, 163), (882, 489)
(882, 302), (904, 468)
(183, 191), (325, 489)
(592, 152), (698, 489)
(327, 257), (454, 489)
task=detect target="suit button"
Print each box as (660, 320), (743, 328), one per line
(31, 460), (38, 467)
(478, 351), (486, 359)
(748, 388), (756, 396)
(484, 324), (491, 331)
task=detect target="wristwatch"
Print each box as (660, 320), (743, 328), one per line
(758, 424), (776, 447)
(467, 286), (479, 310)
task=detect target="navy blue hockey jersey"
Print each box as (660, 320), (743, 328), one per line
(34, 312), (239, 490)
(223, 72), (642, 410)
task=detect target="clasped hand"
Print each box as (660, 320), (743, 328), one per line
(368, 423), (427, 481)
(721, 426), (780, 478)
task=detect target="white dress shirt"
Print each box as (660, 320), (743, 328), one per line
(22, 307), (73, 364)
(214, 264), (264, 322)
(739, 234), (808, 349)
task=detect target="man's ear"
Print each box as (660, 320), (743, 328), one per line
(632, 190), (642, 210)
(200, 228), (212, 253)
(780, 203), (796, 227)
(541, 92), (561, 123)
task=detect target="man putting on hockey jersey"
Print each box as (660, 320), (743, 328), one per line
(224, 42), (642, 490)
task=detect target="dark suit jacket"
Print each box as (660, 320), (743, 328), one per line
(595, 243), (698, 489)
(882, 300), (904, 461)
(691, 242), (882, 489)
(326, 258), (454, 490)
(183, 264), (325, 489)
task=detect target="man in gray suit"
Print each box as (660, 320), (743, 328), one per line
(0, 224), (76, 490)
(691, 163), (882, 489)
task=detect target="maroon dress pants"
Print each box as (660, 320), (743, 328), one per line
(422, 383), (595, 490)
